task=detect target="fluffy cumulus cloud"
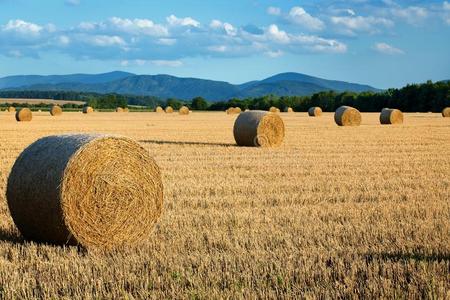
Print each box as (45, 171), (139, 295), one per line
(443, 1), (450, 25)
(0, 13), (348, 62)
(374, 42), (404, 55)
(330, 15), (394, 35)
(286, 7), (325, 31)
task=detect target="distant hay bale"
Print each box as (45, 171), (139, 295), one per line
(286, 107), (294, 113)
(244, 109), (250, 112)
(179, 106), (190, 115)
(308, 107), (322, 117)
(226, 107), (241, 114)
(334, 106), (361, 126)
(234, 107), (242, 114)
(269, 107), (280, 113)
(50, 105), (63, 116)
(380, 108), (403, 124)
(233, 110), (285, 147)
(155, 106), (164, 113)
(6, 134), (163, 249)
(442, 107), (450, 117)
(15, 108), (32, 122)
(116, 107), (123, 112)
(8, 106), (16, 113)
(123, 107), (129, 113)
(82, 106), (93, 114)
(165, 106), (174, 113)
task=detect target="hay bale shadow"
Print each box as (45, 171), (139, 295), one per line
(139, 139), (235, 147)
(0, 227), (24, 244)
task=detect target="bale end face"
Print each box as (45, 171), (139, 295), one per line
(334, 106), (361, 126)
(308, 107), (322, 117)
(15, 108), (32, 122)
(50, 105), (63, 116)
(6, 134), (163, 249)
(116, 107), (124, 113)
(442, 107), (450, 117)
(82, 106), (94, 114)
(165, 106), (174, 113)
(380, 108), (403, 124)
(233, 110), (285, 147)
(179, 106), (190, 115)
(8, 107), (16, 113)
(155, 106), (164, 113)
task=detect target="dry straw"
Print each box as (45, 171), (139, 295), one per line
(380, 108), (403, 124)
(82, 106), (94, 114)
(116, 107), (123, 113)
(123, 107), (130, 113)
(269, 107), (280, 113)
(8, 106), (16, 113)
(442, 107), (450, 117)
(286, 107), (294, 113)
(165, 106), (174, 113)
(334, 106), (361, 126)
(6, 134), (163, 249)
(179, 106), (190, 115)
(15, 108), (32, 122)
(233, 110), (285, 147)
(308, 107), (322, 117)
(155, 106), (164, 113)
(50, 105), (63, 116)
(226, 107), (241, 114)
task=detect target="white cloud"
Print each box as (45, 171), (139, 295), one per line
(266, 50), (283, 58)
(58, 35), (70, 45)
(291, 34), (347, 53)
(265, 24), (290, 44)
(157, 38), (176, 45)
(330, 15), (394, 35)
(374, 42), (404, 55)
(267, 7), (281, 16)
(443, 1), (450, 25)
(2, 19), (43, 36)
(150, 60), (183, 67)
(85, 35), (126, 47)
(166, 15), (200, 27)
(390, 6), (428, 25)
(109, 17), (168, 37)
(287, 7), (325, 31)
(209, 20), (236, 36)
(208, 45), (227, 53)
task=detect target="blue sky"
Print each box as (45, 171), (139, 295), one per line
(0, 0), (449, 88)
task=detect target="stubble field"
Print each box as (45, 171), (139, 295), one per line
(0, 111), (449, 298)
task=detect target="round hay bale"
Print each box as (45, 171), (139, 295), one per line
(116, 107), (123, 113)
(165, 106), (174, 113)
(380, 108), (403, 124)
(38, 109), (42, 112)
(286, 107), (294, 113)
(15, 108), (32, 122)
(8, 106), (16, 113)
(308, 107), (322, 117)
(179, 106), (190, 115)
(244, 109), (250, 112)
(6, 134), (163, 249)
(442, 107), (450, 117)
(123, 107), (129, 113)
(226, 107), (235, 114)
(234, 107), (242, 114)
(50, 105), (63, 116)
(233, 110), (285, 147)
(155, 106), (164, 113)
(269, 106), (280, 113)
(334, 106), (361, 126)
(82, 106), (94, 114)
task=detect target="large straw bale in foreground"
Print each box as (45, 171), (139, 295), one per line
(50, 105), (63, 116)
(82, 106), (94, 114)
(308, 107), (322, 117)
(442, 107), (450, 117)
(334, 106), (361, 126)
(233, 110), (285, 147)
(179, 106), (190, 115)
(6, 134), (163, 249)
(15, 108), (32, 122)
(165, 106), (174, 113)
(380, 108), (403, 124)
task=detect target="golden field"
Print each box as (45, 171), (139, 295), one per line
(0, 111), (449, 298)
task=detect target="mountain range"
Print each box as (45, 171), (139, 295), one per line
(0, 71), (380, 101)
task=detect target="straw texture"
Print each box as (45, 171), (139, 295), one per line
(442, 107), (450, 117)
(15, 108), (32, 122)
(308, 107), (322, 117)
(116, 107), (123, 113)
(82, 106), (93, 114)
(165, 106), (174, 113)
(334, 106), (361, 126)
(155, 106), (164, 113)
(380, 108), (403, 124)
(6, 134), (163, 249)
(233, 110), (285, 147)
(179, 106), (190, 115)
(50, 105), (63, 116)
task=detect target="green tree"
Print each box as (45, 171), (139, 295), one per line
(191, 97), (209, 110)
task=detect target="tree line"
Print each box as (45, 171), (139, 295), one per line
(1, 80), (448, 112)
